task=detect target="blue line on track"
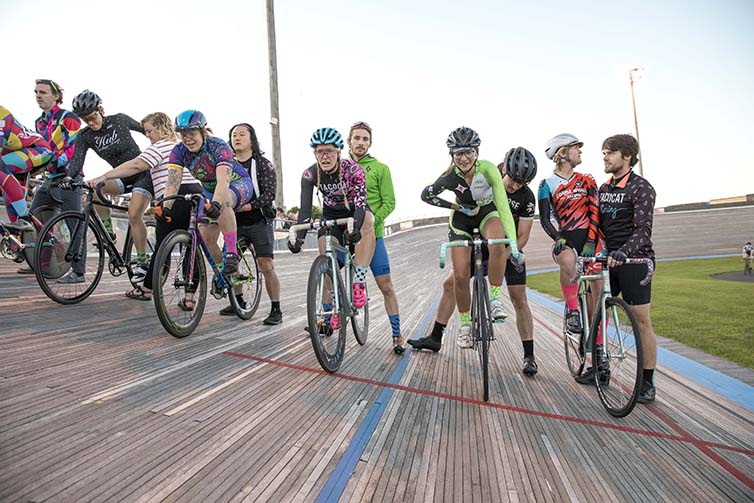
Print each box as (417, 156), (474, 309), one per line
(526, 252), (753, 412)
(315, 294), (441, 503)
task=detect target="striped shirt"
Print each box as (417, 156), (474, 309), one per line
(139, 139), (199, 199)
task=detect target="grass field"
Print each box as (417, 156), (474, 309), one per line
(527, 257), (754, 369)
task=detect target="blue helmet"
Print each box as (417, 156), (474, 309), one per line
(175, 110), (207, 132)
(310, 127), (344, 148)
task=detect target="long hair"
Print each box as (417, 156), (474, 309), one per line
(142, 112), (177, 142)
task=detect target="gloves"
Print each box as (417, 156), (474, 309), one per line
(155, 205), (172, 223)
(344, 227), (362, 244)
(58, 177), (74, 190)
(609, 249), (628, 266)
(205, 201), (223, 219)
(553, 238), (568, 256)
(581, 241), (596, 258)
(457, 204), (480, 217)
(509, 250), (526, 272)
(288, 238), (304, 254)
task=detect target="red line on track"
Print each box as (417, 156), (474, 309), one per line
(531, 313), (754, 491)
(223, 350), (754, 462)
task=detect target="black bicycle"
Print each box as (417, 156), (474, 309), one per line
(33, 182), (155, 304)
(439, 229), (514, 401)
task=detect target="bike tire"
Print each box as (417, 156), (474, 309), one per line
(229, 239), (262, 320)
(152, 230), (207, 338)
(22, 205), (59, 269)
(123, 219), (157, 286)
(591, 296), (643, 417)
(563, 303), (586, 377)
(34, 211), (104, 305)
(349, 260), (369, 346)
(306, 255), (346, 373)
(473, 275), (492, 402)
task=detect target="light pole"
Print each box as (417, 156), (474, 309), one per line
(629, 67), (644, 177)
(266, 0), (284, 208)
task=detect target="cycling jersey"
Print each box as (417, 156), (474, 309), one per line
(507, 183), (535, 228)
(297, 159), (368, 232)
(2, 106), (51, 154)
(357, 154), (395, 239)
(138, 139), (200, 200)
(35, 104), (81, 173)
(537, 171), (599, 243)
(743, 246), (753, 258)
(598, 170), (655, 258)
(67, 113), (145, 178)
(421, 159), (517, 243)
(168, 136), (250, 194)
(236, 155), (276, 226)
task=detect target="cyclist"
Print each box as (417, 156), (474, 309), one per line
(411, 147), (537, 375)
(289, 127), (375, 330)
(20, 79), (82, 276)
(162, 110), (253, 306)
(743, 242), (753, 275)
(348, 121), (403, 354)
(420, 127), (521, 348)
(1, 106), (54, 228)
(538, 134), (601, 341)
(595, 134), (658, 403)
(68, 90), (153, 282)
(221, 122), (283, 325)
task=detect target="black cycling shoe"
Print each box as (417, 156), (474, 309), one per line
(574, 366), (611, 385)
(522, 356), (538, 377)
(219, 296), (246, 316)
(224, 252), (239, 275)
(407, 336), (441, 352)
(637, 381), (656, 403)
(304, 321), (333, 337)
(565, 309), (583, 333)
(263, 310), (283, 325)
(393, 336), (405, 355)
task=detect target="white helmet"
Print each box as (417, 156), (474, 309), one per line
(545, 133), (583, 161)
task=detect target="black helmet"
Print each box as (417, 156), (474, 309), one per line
(505, 147), (538, 183)
(72, 90), (102, 116)
(446, 126), (481, 153)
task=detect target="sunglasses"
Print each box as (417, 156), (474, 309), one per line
(36, 79), (60, 94)
(350, 121), (372, 133)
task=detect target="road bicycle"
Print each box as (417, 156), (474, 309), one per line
(34, 182), (155, 304)
(152, 193), (262, 338)
(288, 218), (369, 373)
(564, 255), (654, 417)
(439, 230), (515, 402)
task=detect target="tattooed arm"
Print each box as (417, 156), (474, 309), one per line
(163, 165), (183, 209)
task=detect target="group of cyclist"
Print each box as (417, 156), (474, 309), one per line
(2, 79), (658, 403)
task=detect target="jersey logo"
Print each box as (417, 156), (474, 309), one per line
(455, 183), (467, 194)
(303, 169), (313, 180)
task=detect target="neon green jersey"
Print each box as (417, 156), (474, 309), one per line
(356, 154), (395, 238)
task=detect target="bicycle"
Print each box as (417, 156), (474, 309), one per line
(288, 218), (369, 373)
(439, 229), (515, 402)
(33, 182), (156, 304)
(152, 193), (262, 338)
(564, 255), (654, 417)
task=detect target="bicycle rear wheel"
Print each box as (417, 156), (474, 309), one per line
(34, 211), (104, 305)
(591, 296), (643, 417)
(563, 303), (586, 377)
(349, 260), (369, 345)
(306, 255), (346, 373)
(473, 275), (492, 401)
(123, 219), (157, 285)
(229, 239), (262, 320)
(152, 230), (207, 338)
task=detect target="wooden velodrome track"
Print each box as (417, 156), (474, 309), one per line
(1, 206), (753, 502)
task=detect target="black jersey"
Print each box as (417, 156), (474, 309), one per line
(598, 170), (655, 258)
(67, 113), (145, 178)
(507, 184), (535, 229)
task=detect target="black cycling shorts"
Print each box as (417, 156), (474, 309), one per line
(449, 202), (498, 242)
(238, 220), (275, 259)
(609, 259), (654, 305)
(469, 245), (526, 286)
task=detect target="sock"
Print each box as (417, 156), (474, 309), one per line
(562, 283), (579, 310)
(136, 249), (148, 266)
(643, 368), (655, 385)
(388, 314), (401, 338)
(223, 231), (237, 254)
(323, 302), (333, 322)
(459, 311), (471, 326)
(101, 214), (113, 234)
(522, 340), (534, 358)
(271, 301), (281, 313)
(430, 321), (446, 340)
(355, 264), (368, 283)
(489, 284), (502, 301)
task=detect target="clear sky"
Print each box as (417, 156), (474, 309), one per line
(4, 0), (753, 222)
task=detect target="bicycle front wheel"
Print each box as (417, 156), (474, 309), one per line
(34, 211), (104, 304)
(591, 296), (643, 417)
(152, 230), (207, 338)
(472, 275), (492, 401)
(563, 303), (586, 377)
(306, 255), (346, 373)
(229, 239), (262, 320)
(349, 260), (369, 346)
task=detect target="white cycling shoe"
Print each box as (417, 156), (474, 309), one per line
(456, 325), (473, 349)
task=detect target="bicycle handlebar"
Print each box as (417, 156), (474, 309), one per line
(439, 238), (513, 269)
(288, 217), (354, 244)
(156, 193), (208, 206)
(577, 256), (654, 286)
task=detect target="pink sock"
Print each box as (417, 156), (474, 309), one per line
(596, 323), (603, 345)
(223, 231), (237, 254)
(562, 283), (579, 310)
